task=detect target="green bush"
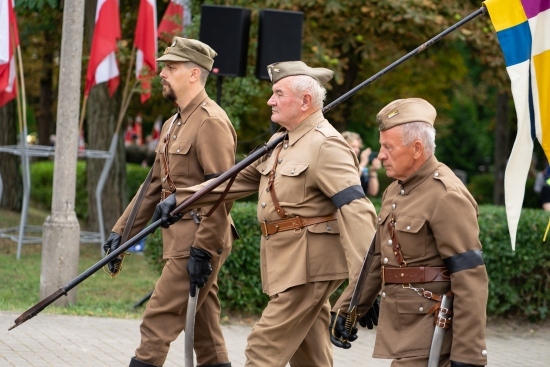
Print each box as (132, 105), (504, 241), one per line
(30, 160), (88, 220)
(126, 163), (150, 199)
(468, 173), (539, 208)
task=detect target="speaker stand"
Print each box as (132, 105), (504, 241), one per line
(216, 75), (224, 106)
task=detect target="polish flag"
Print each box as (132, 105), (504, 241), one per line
(134, 0), (157, 103)
(158, 0), (191, 43)
(84, 0), (121, 97)
(0, 0), (19, 107)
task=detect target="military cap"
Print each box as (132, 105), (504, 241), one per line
(156, 37), (217, 71)
(376, 98), (437, 131)
(267, 61), (333, 85)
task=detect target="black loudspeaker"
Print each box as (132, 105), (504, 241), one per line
(199, 5), (251, 77)
(256, 9), (303, 80)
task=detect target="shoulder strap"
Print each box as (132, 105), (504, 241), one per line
(121, 166), (155, 243)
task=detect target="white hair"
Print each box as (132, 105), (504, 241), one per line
(401, 121), (436, 156)
(291, 75), (327, 108)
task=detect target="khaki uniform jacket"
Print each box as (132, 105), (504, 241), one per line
(334, 155), (488, 366)
(177, 109), (377, 296)
(112, 89), (237, 258)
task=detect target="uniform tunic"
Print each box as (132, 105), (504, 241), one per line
(112, 89), (238, 366)
(334, 155), (488, 366)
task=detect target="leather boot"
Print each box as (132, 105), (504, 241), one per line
(197, 363), (231, 367)
(129, 356), (161, 367)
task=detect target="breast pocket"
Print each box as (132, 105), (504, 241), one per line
(277, 164), (308, 203)
(395, 216), (427, 258)
(168, 142), (192, 177)
(255, 160), (274, 201)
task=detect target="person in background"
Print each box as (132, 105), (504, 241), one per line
(332, 98), (488, 367)
(534, 163), (550, 211)
(342, 131), (381, 197)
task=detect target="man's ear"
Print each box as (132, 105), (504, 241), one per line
(413, 140), (424, 159)
(301, 94), (312, 111)
(190, 67), (201, 82)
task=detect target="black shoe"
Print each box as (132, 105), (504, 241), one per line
(129, 357), (160, 367)
(197, 363), (231, 367)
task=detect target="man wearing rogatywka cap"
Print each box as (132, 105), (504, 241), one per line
(332, 98), (489, 367)
(103, 37), (238, 367)
(167, 60), (378, 366)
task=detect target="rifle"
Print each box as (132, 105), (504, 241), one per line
(9, 6), (488, 331)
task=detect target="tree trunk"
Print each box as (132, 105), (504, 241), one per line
(83, 0), (126, 237)
(493, 91), (510, 205)
(36, 44), (55, 146)
(0, 101), (22, 210)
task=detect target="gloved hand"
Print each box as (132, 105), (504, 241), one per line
(103, 232), (122, 274)
(451, 362), (484, 367)
(358, 297), (380, 329)
(187, 247), (212, 297)
(329, 311), (358, 349)
(152, 193), (182, 229)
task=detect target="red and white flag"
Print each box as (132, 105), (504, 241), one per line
(158, 0), (191, 43)
(134, 0), (157, 103)
(0, 0), (19, 107)
(84, 0), (121, 97)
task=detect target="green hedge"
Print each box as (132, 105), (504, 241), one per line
(146, 203), (550, 321)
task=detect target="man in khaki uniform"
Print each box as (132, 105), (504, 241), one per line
(103, 37), (237, 367)
(332, 98), (488, 367)
(161, 61), (378, 366)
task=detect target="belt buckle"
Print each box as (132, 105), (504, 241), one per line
(262, 219), (270, 239)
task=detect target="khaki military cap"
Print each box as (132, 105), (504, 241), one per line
(267, 61), (333, 85)
(376, 98), (437, 131)
(157, 37), (217, 71)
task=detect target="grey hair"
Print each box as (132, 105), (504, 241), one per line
(184, 62), (209, 85)
(291, 75), (327, 108)
(401, 121), (436, 156)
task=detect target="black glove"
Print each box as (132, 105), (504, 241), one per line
(187, 247), (212, 297)
(103, 232), (122, 274)
(358, 297), (380, 329)
(329, 311), (358, 349)
(152, 193), (182, 229)
(451, 362), (484, 367)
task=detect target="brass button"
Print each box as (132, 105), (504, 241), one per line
(291, 169), (295, 174)
(202, 102), (207, 106)
(177, 121), (182, 126)
(406, 225), (411, 231)
(326, 225), (331, 231)
(177, 149), (180, 153)
(434, 172), (439, 177)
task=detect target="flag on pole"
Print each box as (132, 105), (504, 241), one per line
(0, 0), (19, 107)
(85, 0), (121, 97)
(158, 0), (192, 43)
(484, 0), (550, 249)
(134, 0), (157, 103)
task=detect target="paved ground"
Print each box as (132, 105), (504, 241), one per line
(0, 311), (548, 366)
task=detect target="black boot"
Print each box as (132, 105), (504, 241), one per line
(129, 356), (161, 367)
(197, 363), (231, 367)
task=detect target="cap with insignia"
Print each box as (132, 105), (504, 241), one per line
(156, 37), (217, 71)
(376, 98), (437, 131)
(266, 61), (334, 85)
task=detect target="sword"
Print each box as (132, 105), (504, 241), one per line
(427, 293), (453, 367)
(185, 288), (199, 367)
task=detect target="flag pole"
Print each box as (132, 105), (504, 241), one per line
(78, 95), (88, 136)
(115, 44), (137, 135)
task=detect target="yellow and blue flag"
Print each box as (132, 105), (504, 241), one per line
(484, 0), (550, 249)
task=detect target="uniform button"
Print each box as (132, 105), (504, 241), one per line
(291, 169), (295, 174)
(419, 306), (424, 312)
(173, 135), (176, 140)
(378, 217), (381, 222)
(261, 202), (266, 208)
(162, 178), (166, 183)
(202, 102), (206, 106)
(177, 149), (180, 153)
(317, 124), (322, 128)
(387, 239), (392, 246)
(434, 172), (439, 177)
(326, 225), (331, 231)
(392, 203), (396, 210)
(400, 189), (405, 195)
(266, 188), (270, 192)
(383, 257), (388, 264)
(177, 121), (182, 126)
(481, 350), (487, 357)
(278, 158), (282, 164)
(261, 167), (265, 172)
(406, 225), (410, 231)
(381, 292), (386, 299)
(217, 249), (223, 254)
(284, 144), (288, 149)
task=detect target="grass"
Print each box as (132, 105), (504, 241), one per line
(0, 206), (158, 319)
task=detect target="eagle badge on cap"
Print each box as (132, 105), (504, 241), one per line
(387, 110), (399, 119)
(164, 47), (170, 55)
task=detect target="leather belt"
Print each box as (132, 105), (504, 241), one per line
(260, 214), (337, 237)
(382, 266), (450, 284)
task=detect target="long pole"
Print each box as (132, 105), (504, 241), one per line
(8, 6), (488, 331)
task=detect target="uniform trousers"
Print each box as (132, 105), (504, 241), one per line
(391, 354), (450, 367)
(245, 279), (342, 367)
(135, 255), (230, 366)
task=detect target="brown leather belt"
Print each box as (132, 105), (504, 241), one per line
(260, 214), (337, 237)
(382, 266), (450, 284)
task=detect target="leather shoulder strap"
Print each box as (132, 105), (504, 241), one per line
(121, 166), (154, 243)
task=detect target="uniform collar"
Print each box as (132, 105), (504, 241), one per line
(398, 155), (439, 195)
(177, 89), (208, 124)
(286, 109), (325, 146)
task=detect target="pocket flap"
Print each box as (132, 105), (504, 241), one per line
(168, 141), (192, 155)
(395, 216), (425, 233)
(396, 294), (433, 314)
(306, 220), (340, 234)
(255, 161), (273, 176)
(279, 164), (308, 177)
